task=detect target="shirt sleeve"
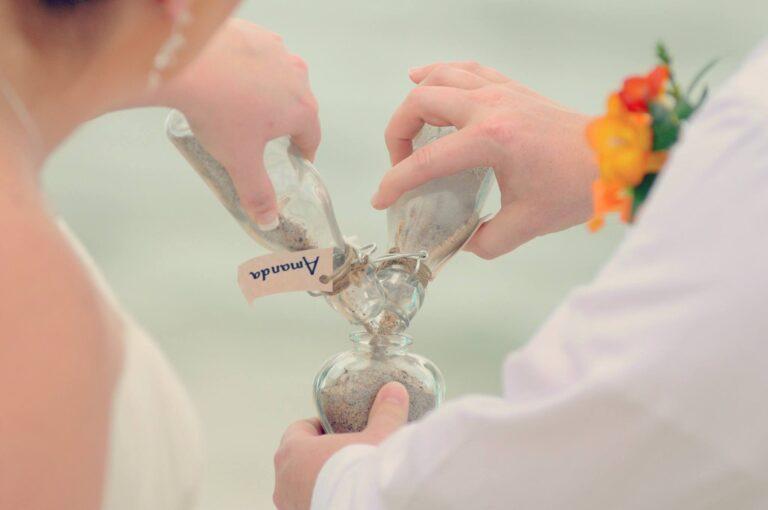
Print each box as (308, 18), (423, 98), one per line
(311, 43), (768, 510)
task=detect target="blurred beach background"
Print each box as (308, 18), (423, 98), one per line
(44, 0), (766, 508)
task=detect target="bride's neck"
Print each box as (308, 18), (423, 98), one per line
(0, 50), (62, 177)
(0, 25), (45, 175)
(0, 86), (43, 180)
(0, 102), (44, 212)
(0, 21), (102, 176)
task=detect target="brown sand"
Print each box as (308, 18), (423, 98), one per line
(260, 215), (315, 251)
(319, 364), (436, 433)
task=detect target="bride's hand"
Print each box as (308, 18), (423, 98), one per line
(374, 62), (597, 259)
(160, 19), (320, 229)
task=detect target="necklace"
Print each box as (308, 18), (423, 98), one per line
(0, 68), (44, 161)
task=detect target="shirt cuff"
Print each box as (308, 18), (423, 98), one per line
(311, 444), (378, 510)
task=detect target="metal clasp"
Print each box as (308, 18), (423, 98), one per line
(373, 249), (428, 275)
(308, 243), (379, 297)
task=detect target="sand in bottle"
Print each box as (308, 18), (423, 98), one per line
(260, 215), (316, 251)
(319, 363), (436, 433)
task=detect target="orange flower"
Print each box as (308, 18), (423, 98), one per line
(587, 94), (655, 188)
(587, 179), (633, 232)
(619, 65), (669, 112)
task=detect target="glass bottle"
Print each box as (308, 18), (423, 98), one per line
(368, 125), (493, 334)
(313, 331), (444, 434)
(166, 110), (385, 325)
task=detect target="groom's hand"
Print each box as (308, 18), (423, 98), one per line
(272, 382), (409, 510)
(374, 61), (598, 259)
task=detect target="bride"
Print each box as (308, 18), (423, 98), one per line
(0, 1), (319, 509)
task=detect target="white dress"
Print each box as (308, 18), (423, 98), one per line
(60, 223), (203, 510)
(311, 39), (768, 509)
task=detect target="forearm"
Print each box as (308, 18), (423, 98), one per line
(311, 383), (747, 510)
(312, 397), (514, 510)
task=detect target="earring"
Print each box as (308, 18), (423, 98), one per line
(148, 0), (193, 90)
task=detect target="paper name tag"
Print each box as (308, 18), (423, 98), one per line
(238, 247), (334, 303)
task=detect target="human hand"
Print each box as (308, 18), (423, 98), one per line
(373, 62), (598, 259)
(272, 382), (409, 510)
(159, 19), (320, 229)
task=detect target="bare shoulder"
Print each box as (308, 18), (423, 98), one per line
(0, 177), (122, 378)
(0, 174), (121, 509)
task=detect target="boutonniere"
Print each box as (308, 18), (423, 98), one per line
(587, 43), (716, 231)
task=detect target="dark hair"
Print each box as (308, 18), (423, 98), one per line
(12, 0), (113, 57)
(41, 0), (92, 6)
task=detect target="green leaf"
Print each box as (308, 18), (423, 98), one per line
(654, 125), (679, 151)
(694, 86), (709, 110)
(631, 173), (658, 220)
(675, 99), (695, 121)
(656, 41), (672, 65)
(649, 102), (670, 123)
(686, 58), (718, 97)
(676, 86), (710, 121)
(650, 103), (679, 151)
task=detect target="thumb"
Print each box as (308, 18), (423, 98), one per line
(226, 144), (280, 230)
(364, 382), (410, 440)
(289, 113), (322, 163)
(464, 203), (537, 260)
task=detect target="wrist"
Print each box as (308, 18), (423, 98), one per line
(116, 68), (196, 112)
(311, 444), (378, 509)
(570, 112), (600, 179)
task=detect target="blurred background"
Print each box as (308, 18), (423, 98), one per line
(44, 1), (765, 508)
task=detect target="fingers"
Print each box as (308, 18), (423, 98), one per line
(464, 203), (538, 259)
(280, 418), (323, 445)
(290, 107), (321, 162)
(373, 128), (493, 209)
(410, 61), (509, 84)
(364, 382), (410, 440)
(385, 86), (475, 166)
(228, 145), (280, 229)
(419, 66), (490, 90)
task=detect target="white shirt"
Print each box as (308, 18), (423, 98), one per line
(312, 39), (768, 510)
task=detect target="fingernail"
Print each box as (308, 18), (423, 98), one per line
(370, 191), (383, 209)
(379, 382), (407, 405)
(256, 214), (279, 231)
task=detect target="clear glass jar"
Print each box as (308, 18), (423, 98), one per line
(166, 110), (386, 326)
(367, 124), (493, 334)
(313, 332), (444, 434)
